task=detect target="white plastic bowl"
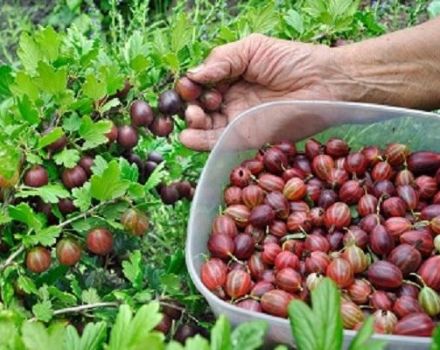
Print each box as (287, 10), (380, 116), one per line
(186, 101), (440, 349)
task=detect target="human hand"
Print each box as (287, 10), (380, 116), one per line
(179, 34), (346, 151)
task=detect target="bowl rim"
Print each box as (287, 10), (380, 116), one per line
(186, 100), (439, 345)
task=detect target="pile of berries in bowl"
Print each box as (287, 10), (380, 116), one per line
(200, 137), (440, 337)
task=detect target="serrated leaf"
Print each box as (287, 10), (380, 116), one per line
(289, 300), (317, 350)
(79, 115), (112, 150)
(0, 141), (21, 180)
(17, 275), (38, 295)
(90, 161), (129, 201)
(91, 155), (107, 176)
(35, 27), (62, 63)
(35, 62), (67, 96)
(48, 286), (77, 307)
(144, 162), (166, 191)
(99, 98), (120, 114)
(10, 71), (40, 101)
(171, 13), (192, 54)
(83, 74), (106, 100)
(38, 127), (64, 149)
(22, 322), (64, 350)
(17, 33), (42, 73)
(0, 65), (13, 97)
(82, 288), (101, 304)
(166, 341), (184, 350)
(16, 184), (70, 204)
(53, 149), (81, 168)
(185, 335), (210, 350)
(17, 95), (39, 124)
(128, 183), (145, 199)
(63, 115), (82, 132)
(285, 9), (304, 34)
(119, 158), (139, 182)
(65, 322), (107, 350)
(72, 182), (92, 211)
(32, 300), (54, 322)
(27, 226), (61, 247)
(122, 250), (143, 289)
(0, 210), (11, 225)
(211, 315), (232, 350)
(8, 203), (43, 230)
(231, 320), (267, 350)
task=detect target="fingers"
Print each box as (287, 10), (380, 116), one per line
(185, 104), (212, 129)
(179, 128), (225, 151)
(187, 34), (265, 84)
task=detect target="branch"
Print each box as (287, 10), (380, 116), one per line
(0, 245), (25, 272)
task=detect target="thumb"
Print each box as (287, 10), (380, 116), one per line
(187, 35), (259, 84)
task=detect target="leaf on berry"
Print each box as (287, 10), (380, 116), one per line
(17, 275), (38, 295)
(82, 288), (101, 304)
(62, 115), (82, 132)
(53, 149), (81, 168)
(79, 115), (112, 150)
(8, 203), (43, 230)
(65, 322), (107, 350)
(144, 161), (166, 192)
(25, 226), (61, 247)
(38, 127), (64, 149)
(17, 95), (39, 125)
(16, 184), (70, 204)
(90, 161), (129, 201)
(122, 250), (143, 289)
(32, 300), (54, 322)
(72, 182), (92, 212)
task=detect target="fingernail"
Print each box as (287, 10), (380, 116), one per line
(188, 64), (205, 75)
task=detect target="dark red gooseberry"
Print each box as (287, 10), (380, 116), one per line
(248, 253), (266, 280)
(326, 257), (354, 288)
(62, 165), (87, 189)
(282, 168), (305, 181)
(408, 151), (440, 175)
(328, 231), (344, 251)
(348, 279), (372, 304)
(370, 224), (394, 256)
(304, 234), (330, 253)
(433, 192), (440, 204)
(371, 161), (393, 181)
(245, 225), (265, 243)
(242, 185), (265, 208)
(224, 186), (242, 206)
(421, 204), (440, 220)
(79, 155), (94, 177)
(345, 152), (368, 176)
(274, 251), (299, 270)
(160, 184), (180, 205)
(263, 235), (279, 245)
(230, 166), (251, 188)
(324, 202), (351, 229)
(249, 204), (275, 228)
(339, 180), (363, 204)
(199, 89), (222, 111)
(58, 198), (76, 214)
(263, 147), (288, 175)
(393, 296), (423, 318)
(370, 290), (394, 311)
(384, 143), (409, 166)
(261, 269), (276, 284)
(373, 180), (396, 198)
(289, 201), (310, 213)
(56, 239), (81, 266)
(208, 234), (234, 260)
(367, 261), (403, 290)
(45, 133), (67, 153)
(282, 240), (305, 257)
(398, 283), (420, 299)
(359, 214), (383, 233)
(275, 141), (296, 158)
(234, 234), (255, 260)
(309, 207), (324, 227)
(258, 173), (285, 192)
(121, 208), (149, 236)
(24, 165), (49, 187)
(287, 211), (312, 232)
(149, 115), (174, 137)
(395, 169), (415, 186)
(241, 159), (264, 175)
(201, 258), (227, 290)
(261, 243), (282, 265)
(155, 314), (172, 334)
(117, 125), (138, 149)
(283, 177), (306, 201)
(293, 155), (312, 175)
(327, 168), (349, 188)
(276, 267), (302, 293)
(251, 281), (274, 297)
(357, 194), (378, 217)
(305, 251), (331, 274)
(415, 175), (437, 199)
(225, 270), (252, 298)
(177, 180), (193, 200)
(343, 226), (369, 249)
(105, 123), (118, 143)
(393, 313), (435, 336)
(224, 204), (250, 228)
(26, 246), (51, 273)
(175, 76), (202, 101)
(397, 185), (419, 210)
(341, 245), (369, 273)
(86, 228), (113, 256)
(260, 289), (294, 317)
(335, 157), (346, 170)
(312, 154), (334, 180)
(305, 138), (322, 160)
(269, 220), (287, 238)
(387, 244), (422, 276)
(400, 229), (433, 257)
(382, 197), (406, 217)
(362, 146), (381, 166)
(418, 256), (440, 291)
(158, 90), (182, 115)
(325, 138), (349, 158)
(264, 191), (289, 219)
(318, 189), (338, 209)
(130, 100), (154, 127)
(237, 299), (262, 312)
(384, 217), (412, 238)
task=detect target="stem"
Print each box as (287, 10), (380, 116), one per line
(159, 301), (201, 325)
(29, 302), (119, 322)
(57, 201), (109, 229)
(0, 245), (25, 272)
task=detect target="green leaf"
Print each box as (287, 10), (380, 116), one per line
(166, 341), (184, 350)
(171, 13), (192, 54)
(72, 182), (92, 211)
(122, 250), (143, 289)
(8, 203), (43, 230)
(17, 33), (43, 73)
(32, 300), (54, 322)
(428, 0), (440, 18)
(144, 162), (166, 191)
(289, 301), (318, 350)
(273, 346), (288, 350)
(211, 315), (232, 350)
(91, 155), (108, 176)
(22, 322), (65, 350)
(65, 322), (107, 350)
(63, 115), (82, 132)
(48, 286), (77, 307)
(231, 320), (267, 350)
(10, 71), (39, 101)
(35, 27), (62, 63)
(38, 127), (64, 149)
(285, 9), (304, 34)
(185, 335), (210, 350)
(35, 62), (67, 96)
(83, 74), (106, 101)
(17, 95), (39, 125)
(99, 98), (120, 114)
(16, 184), (70, 204)
(0, 141), (21, 180)
(119, 158), (139, 182)
(90, 161), (129, 201)
(349, 317), (386, 350)
(0, 65), (13, 97)
(78, 115), (112, 150)
(17, 275), (38, 295)
(53, 149), (81, 168)
(82, 288), (101, 304)
(26, 226), (62, 247)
